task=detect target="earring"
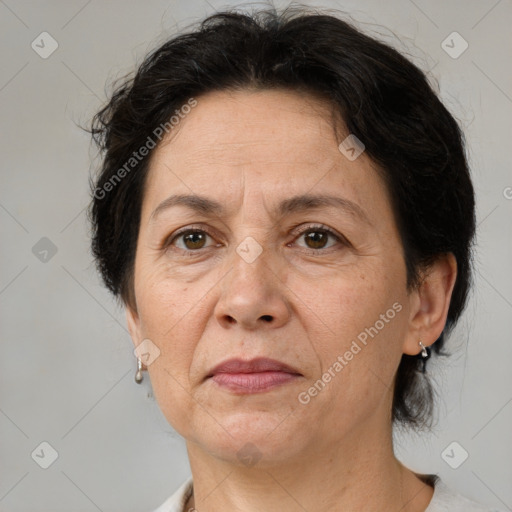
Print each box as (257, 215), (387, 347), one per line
(418, 340), (431, 373)
(135, 357), (144, 384)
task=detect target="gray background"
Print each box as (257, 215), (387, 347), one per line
(0, 0), (511, 511)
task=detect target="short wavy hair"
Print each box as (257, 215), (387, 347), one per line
(88, 5), (476, 431)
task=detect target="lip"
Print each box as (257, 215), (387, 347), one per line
(206, 357), (302, 394)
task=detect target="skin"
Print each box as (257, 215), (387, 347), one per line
(126, 89), (457, 512)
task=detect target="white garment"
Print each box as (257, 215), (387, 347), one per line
(151, 475), (504, 512)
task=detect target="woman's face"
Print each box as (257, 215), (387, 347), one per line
(127, 89), (427, 465)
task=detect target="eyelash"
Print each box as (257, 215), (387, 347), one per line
(163, 223), (348, 256)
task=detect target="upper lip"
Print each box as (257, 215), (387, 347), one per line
(206, 357), (302, 378)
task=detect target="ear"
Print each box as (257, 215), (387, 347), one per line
(126, 303), (146, 369)
(402, 252), (457, 355)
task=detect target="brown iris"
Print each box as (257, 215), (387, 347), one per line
(304, 230), (328, 249)
(183, 231), (207, 250)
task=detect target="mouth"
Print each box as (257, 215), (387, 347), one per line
(206, 357), (302, 394)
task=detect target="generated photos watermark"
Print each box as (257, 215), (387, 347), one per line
(298, 301), (403, 404)
(93, 97), (198, 200)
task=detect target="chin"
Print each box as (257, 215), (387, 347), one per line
(191, 411), (306, 466)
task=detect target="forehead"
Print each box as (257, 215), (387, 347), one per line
(155, 89), (341, 166)
(142, 89), (393, 226)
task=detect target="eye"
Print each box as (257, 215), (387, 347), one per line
(167, 228), (217, 251)
(164, 224), (347, 254)
(292, 224), (347, 252)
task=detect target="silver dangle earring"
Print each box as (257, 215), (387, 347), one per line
(418, 340), (431, 373)
(135, 357), (144, 384)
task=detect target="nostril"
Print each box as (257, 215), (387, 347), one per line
(261, 315), (273, 322)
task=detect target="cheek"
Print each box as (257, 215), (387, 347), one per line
(135, 275), (204, 434)
(134, 270), (202, 383)
(135, 256), (202, 333)
(291, 263), (406, 376)
(289, 266), (385, 338)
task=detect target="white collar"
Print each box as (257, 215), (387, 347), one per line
(152, 475), (497, 512)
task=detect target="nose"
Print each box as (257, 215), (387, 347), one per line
(214, 244), (291, 331)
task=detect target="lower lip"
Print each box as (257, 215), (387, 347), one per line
(210, 371), (300, 393)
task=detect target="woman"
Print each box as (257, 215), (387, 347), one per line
(88, 5), (502, 512)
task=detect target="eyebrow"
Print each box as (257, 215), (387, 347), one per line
(149, 193), (371, 225)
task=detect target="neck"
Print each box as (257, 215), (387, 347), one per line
(183, 422), (434, 512)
